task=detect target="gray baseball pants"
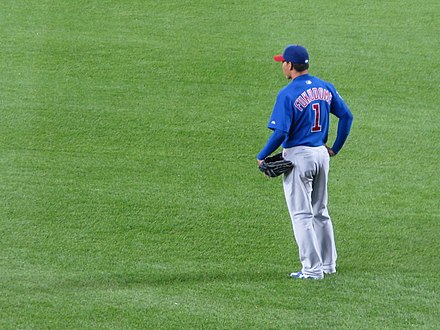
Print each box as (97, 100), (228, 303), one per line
(282, 146), (337, 278)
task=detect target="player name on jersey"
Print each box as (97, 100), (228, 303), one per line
(294, 87), (333, 112)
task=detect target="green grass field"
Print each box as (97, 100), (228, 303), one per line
(1, 1), (439, 329)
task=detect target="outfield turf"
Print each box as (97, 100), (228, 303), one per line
(1, 1), (439, 329)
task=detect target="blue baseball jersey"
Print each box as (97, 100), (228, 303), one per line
(267, 74), (351, 150)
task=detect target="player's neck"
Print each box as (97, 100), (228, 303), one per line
(289, 70), (308, 80)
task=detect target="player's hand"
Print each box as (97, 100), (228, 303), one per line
(325, 146), (336, 157)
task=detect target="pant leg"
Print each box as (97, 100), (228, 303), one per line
(311, 147), (337, 273)
(283, 147), (323, 278)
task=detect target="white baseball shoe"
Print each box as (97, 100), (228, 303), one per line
(289, 271), (323, 280)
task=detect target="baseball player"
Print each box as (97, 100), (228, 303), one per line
(257, 45), (353, 279)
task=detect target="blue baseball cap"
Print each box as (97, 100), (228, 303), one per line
(274, 45), (309, 64)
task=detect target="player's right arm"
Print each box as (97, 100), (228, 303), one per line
(331, 111), (353, 154)
(329, 87), (353, 155)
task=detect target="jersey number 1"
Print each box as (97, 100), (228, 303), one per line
(311, 103), (322, 132)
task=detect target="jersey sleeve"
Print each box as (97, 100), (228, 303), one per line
(328, 85), (353, 154)
(267, 90), (293, 133)
(329, 86), (351, 119)
(256, 129), (287, 160)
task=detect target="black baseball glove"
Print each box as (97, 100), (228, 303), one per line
(258, 153), (293, 177)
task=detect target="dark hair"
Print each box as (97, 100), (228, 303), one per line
(292, 62), (309, 72)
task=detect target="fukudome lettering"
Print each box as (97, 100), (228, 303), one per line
(294, 88), (332, 111)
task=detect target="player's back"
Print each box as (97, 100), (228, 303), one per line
(281, 74), (334, 148)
